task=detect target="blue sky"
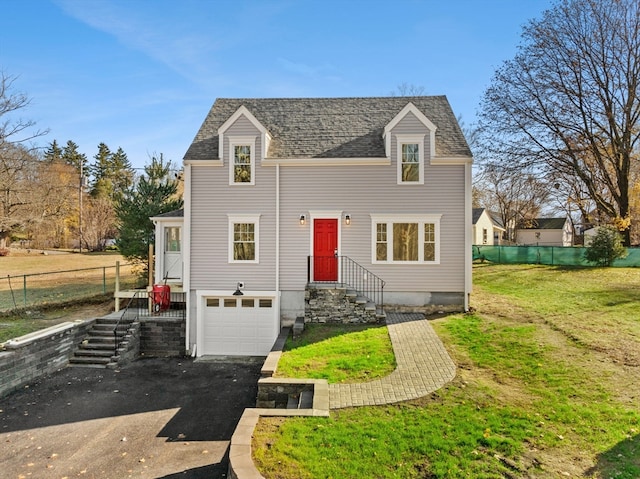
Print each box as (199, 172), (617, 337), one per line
(1, 0), (554, 169)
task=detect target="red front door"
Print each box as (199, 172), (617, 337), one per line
(313, 219), (338, 281)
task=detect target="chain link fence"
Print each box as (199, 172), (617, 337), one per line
(1, 263), (142, 313)
(473, 245), (640, 267)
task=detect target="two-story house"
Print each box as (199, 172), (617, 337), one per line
(153, 97), (473, 357)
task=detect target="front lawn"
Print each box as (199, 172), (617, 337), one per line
(275, 323), (395, 383)
(253, 264), (640, 478)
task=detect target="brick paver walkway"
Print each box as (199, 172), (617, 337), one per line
(329, 312), (456, 409)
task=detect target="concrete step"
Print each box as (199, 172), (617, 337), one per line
(84, 336), (116, 345)
(74, 349), (113, 358)
(69, 355), (111, 365)
(79, 342), (114, 351)
(286, 390), (314, 409)
(91, 323), (120, 331)
(364, 302), (376, 311)
(68, 362), (109, 369)
(299, 390), (313, 409)
(89, 329), (125, 338)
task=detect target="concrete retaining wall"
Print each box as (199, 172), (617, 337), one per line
(0, 319), (95, 397)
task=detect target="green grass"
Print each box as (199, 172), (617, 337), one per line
(275, 323), (396, 383)
(0, 295), (115, 343)
(253, 264), (640, 478)
(0, 252), (141, 342)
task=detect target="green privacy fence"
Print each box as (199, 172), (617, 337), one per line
(0, 263), (141, 313)
(473, 245), (640, 267)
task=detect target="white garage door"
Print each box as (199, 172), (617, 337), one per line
(201, 296), (278, 356)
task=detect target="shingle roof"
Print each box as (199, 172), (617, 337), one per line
(489, 211), (505, 229)
(472, 208), (506, 229)
(153, 208), (184, 218)
(184, 96), (472, 161)
(472, 208), (485, 224)
(520, 217), (567, 230)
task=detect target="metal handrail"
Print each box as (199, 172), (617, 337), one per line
(307, 255), (385, 310)
(113, 290), (141, 354)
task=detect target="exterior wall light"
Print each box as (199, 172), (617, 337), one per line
(345, 214), (351, 225)
(299, 214), (306, 225)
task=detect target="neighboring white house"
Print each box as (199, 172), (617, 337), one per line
(156, 97), (473, 357)
(472, 208), (506, 245)
(516, 217), (574, 246)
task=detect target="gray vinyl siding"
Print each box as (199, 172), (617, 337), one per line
(189, 108), (467, 298)
(393, 111), (433, 152)
(190, 117), (277, 291)
(278, 113), (465, 293)
(278, 163), (465, 293)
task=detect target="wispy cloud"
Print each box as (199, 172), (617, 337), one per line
(53, 0), (227, 89)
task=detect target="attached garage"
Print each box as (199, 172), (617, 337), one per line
(196, 292), (279, 356)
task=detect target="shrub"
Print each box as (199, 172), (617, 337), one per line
(584, 225), (627, 266)
(0, 248), (10, 257)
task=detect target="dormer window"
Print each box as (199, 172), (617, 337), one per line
(229, 137), (256, 185)
(396, 134), (425, 184)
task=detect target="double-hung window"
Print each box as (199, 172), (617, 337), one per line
(228, 214), (260, 263)
(229, 137), (256, 185)
(371, 214), (441, 264)
(396, 134), (425, 184)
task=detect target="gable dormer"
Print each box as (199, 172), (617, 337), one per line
(383, 102), (437, 185)
(218, 105), (272, 160)
(217, 105), (272, 185)
(383, 102), (437, 157)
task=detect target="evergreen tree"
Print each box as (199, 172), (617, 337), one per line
(110, 147), (135, 202)
(584, 226), (628, 267)
(115, 154), (183, 267)
(62, 140), (87, 174)
(89, 143), (135, 202)
(43, 140), (63, 163)
(89, 142), (113, 199)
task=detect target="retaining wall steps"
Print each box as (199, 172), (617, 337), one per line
(69, 317), (128, 368)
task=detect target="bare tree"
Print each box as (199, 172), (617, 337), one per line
(477, 0), (640, 245)
(31, 159), (80, 248)
(0, 73), (49, 248)
(82, 196), (116, 251)
(475, 163), (550, 243)
(390, 83), (426, 96)
(0, 144), (38, 248)
(0, 72), (48, 148)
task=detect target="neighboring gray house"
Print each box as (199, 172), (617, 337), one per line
(516, 217), (574, 246)
(472, 208), (506, 245)
(165, 97), (472, 357)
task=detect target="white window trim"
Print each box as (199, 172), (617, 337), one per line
(228, 214), (261, 264)
(370, 213), (442, 264)
(396, 134), (425, 185)
(229, 136), (256, 186)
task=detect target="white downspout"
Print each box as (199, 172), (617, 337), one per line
(183, 163), (192, 353)
(464, 160), (472, 312)
(276, 163), (280, 311)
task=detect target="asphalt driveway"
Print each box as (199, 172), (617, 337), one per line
(0, 357), (263, 479)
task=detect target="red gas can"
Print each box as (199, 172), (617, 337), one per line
(152, 284), (171, 312)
